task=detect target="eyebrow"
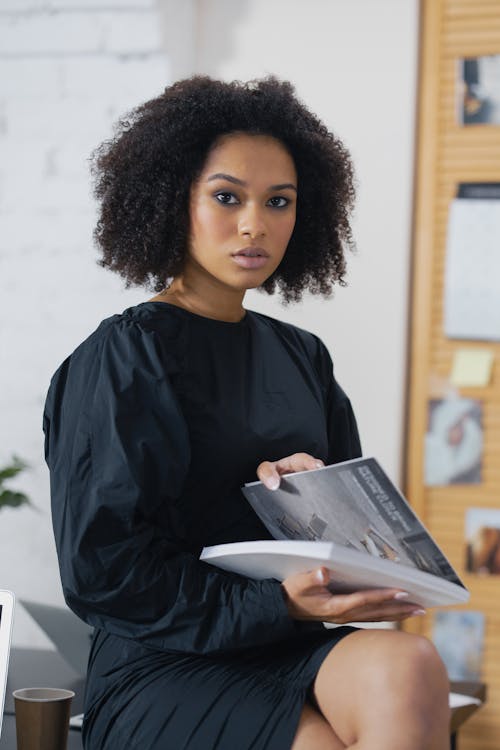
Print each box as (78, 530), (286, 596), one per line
(207, 172), (297, 193)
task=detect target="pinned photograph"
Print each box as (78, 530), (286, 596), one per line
(458, 55), (500, 125)
(465, 507), (500, 575)
(425, 398), (483, 486)
(432, 611), (484, 681)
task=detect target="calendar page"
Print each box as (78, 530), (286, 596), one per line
(444, 185), (500, 341)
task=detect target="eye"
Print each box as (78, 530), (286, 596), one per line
(267, 196), (290, 208)
(215, 192), (239, 205)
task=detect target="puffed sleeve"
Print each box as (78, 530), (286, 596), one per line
(313, 335), (362, 464)
(43, 318), (299, 655)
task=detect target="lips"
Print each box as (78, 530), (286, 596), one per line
(233, 247), (270, 258)
(231, 246), (270, 269)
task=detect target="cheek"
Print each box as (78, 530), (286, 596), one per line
(192, 203), (233, 243)
(277, 211), (296, 245)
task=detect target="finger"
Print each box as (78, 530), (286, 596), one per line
(285, 572), (414, 603)
(257, 454), (324, 490)
(325, 605), (418, 624)
(256, 461), (281, 490)
(273, 453), (324, 476)
(323, 604), (426, 624)
(315, 586), (420, 620)
(326, 587), (415, 611)
(350, 608), (426, 623)
(343, 603), (426, 621)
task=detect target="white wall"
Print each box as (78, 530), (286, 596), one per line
(0, 0), (170, 646)
(1, 0), (418, 647)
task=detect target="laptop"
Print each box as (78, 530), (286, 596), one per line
(20, 600), (93, 677)
(0, 590), (15, 739)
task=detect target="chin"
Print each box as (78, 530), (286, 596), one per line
(228, 270), (271, 288)
(248, 277), (271, 289)
(241, 276), (274, 292)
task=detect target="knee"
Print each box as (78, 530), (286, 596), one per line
(359, 632), (447, 700)
(374, 633), (449, 714)
(398, 634), (448, 688)
(313, 630), (450, 745)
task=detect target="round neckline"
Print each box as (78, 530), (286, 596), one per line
(139, 301), (249, 326)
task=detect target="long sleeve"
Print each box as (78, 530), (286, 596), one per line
(43, 318), (298, 656)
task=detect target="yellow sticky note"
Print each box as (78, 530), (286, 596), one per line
(450, 349), (494, 387)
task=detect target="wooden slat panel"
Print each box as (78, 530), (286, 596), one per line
(406, 1), (500, 746)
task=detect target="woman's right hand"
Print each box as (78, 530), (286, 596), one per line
(281, 567), (426, 624)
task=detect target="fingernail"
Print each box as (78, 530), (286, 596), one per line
(316, 568), (328, 584)
(393, 592), (410, 600)
(266, 477), (279, 490)
(314, 461), (323, 469)
(412, 609), (426, 616)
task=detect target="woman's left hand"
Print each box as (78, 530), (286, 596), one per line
(256, 452), (324, 490)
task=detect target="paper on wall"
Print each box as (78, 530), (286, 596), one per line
(450, 349), (494, 387)
(444, 184), (500, 341)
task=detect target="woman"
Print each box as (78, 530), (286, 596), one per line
(43, 76), (450, 749)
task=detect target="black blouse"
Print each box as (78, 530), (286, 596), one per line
(43, 302), (361, 657)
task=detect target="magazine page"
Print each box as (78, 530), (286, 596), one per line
(200, 539), (469, 607)
(242, 457), (465, 588)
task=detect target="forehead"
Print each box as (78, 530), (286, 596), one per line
(199, 132), (297, 180)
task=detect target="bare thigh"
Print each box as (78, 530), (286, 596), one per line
(290, 701), (346, 750)
(310, 629), (450, 749)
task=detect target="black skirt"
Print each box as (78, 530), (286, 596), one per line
(82, 625), (358, 750)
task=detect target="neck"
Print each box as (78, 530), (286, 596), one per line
(153, 276), (247, 323)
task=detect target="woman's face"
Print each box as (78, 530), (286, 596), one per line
(187, 132), (297, 293)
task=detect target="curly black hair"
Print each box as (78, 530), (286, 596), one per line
(90, 75), (356, 304)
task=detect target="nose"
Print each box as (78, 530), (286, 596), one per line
(238, 203), (266, 240)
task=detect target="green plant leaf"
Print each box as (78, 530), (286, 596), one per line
(0, 455), (33, 511)
(0, 455), (29, 483)
(0, 489), (31, 509)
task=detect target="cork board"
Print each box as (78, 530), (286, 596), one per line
(405, 1), (500, 747)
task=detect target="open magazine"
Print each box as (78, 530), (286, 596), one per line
(200, 457), (469, 608)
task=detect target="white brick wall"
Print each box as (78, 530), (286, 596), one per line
(0, 1), (155, 11)
(0, 0), (171, 647)
(0, 10), (162, 55)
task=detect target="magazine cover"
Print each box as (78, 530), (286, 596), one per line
(242, 457), (465, 588)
